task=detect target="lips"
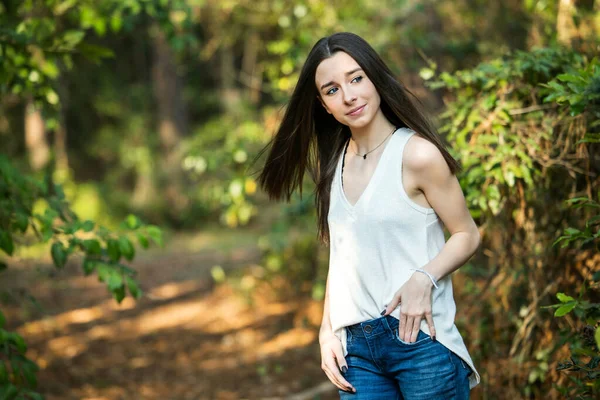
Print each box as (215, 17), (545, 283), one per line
(346, 104), (366, 115)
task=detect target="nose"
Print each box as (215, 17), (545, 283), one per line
(343, 86), (357, 104)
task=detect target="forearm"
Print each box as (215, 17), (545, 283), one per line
(420, 229), (480, 283)
(319, 273), (335, 343)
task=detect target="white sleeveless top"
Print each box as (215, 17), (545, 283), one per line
(327, 127), (480, 389)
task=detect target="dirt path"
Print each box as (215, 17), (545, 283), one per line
(3, 229), (338, 400)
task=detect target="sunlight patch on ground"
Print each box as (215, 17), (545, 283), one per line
(146, 280), (205, 300)
(254, 327), (316, 357)
(47, 335), (89, 359)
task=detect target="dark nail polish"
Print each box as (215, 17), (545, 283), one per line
(380, 308), (386, 315)
(432, 335), (436, 342)
(342, 366), (347, 373)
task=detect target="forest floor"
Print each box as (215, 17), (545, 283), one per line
(3, 225), (339, 400)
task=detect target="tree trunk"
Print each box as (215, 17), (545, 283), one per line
(557, 0), (577, 46)
(54, 73), (70, 175)
(241, 30), (262, 104)
(220, 44), (242, 114)
(151, 26), (189, 221)
(24, 99), (49, 171)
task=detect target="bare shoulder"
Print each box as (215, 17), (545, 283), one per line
(403, 134), (451, 177)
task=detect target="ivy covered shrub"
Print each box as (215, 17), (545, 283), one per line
(421, 47), (599, 397)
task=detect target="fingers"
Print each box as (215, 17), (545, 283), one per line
(399, 312), (436, 343)
(399, 312), (408, 341)
(425, 311), (436, 341)
(409, 316), (421, 342)
(382, 291), (401, 316)
(321, 349), (355, 393)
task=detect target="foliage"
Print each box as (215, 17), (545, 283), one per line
(545, 59), (600, 397)
(553, 196), (600, 251)
(422, 46), (599, 396)
(0, 153), (162, 397)
(181, 109), (267, 228)
(544, 285), (600, 398)
(1, 0), (600, 397)
(545, 197), (600, 398)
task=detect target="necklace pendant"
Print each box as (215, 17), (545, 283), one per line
(363, 154), (367, 160)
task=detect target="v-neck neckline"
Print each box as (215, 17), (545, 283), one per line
(338, 127), (399, 211)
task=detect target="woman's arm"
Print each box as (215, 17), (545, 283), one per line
(319, 274), (334, 343)
(404, 135), (481, 281)
(382, 135), (480, 343)
(319, 274), (356, 393)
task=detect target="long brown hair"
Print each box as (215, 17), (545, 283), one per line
(256, 32), (460, 245)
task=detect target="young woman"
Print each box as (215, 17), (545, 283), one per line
(257, 32), (481, 399)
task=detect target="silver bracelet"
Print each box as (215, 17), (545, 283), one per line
(409, 268), (439, 288)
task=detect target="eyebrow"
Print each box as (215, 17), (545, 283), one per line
(319, 67), (363, 90)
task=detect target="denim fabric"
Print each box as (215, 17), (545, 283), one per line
(339, 315), (472, 399)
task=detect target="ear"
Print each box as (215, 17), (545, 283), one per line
(316, 95), (332, 114)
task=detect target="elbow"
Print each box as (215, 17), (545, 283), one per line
(471, 227), (481, 256)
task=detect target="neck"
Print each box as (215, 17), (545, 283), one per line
(349, 109), (396, 154)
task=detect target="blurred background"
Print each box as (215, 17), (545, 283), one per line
(1, 0), (599, 399)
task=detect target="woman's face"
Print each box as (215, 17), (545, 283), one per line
(314, 51), (380, 129)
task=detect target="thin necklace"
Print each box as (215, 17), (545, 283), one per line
(350, 126), (397, 160)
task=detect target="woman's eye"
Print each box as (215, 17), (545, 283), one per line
(325, 76), (361, 95)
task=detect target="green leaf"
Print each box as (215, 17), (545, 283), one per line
(15, 211), (29, 233)
(107, 239), (121, 262)
(82, 239), (102, 255)
(110, 14), (123, 32)
(419, 67), (435, 81)
(0, 230), (14, 256)
(0, 361), (8, 381)
(146, 225), (163, 247)
(96, 263), (111, 283)
(556, 292), (575, 303)
(125, 214), (140, 229)
(51, 242), (67, 269)
(9, 332), (27, 354)
(126, 276), (142, 299)
(118, 236), (135, 261)
(77, 43), (115, 61)
(0, 310), (5, 328)
(81, 220), (95, 232)
(62, 30), (85, 48)
(25, 391), (44, 400)
(82, 258), (96, 276)
(107, 271), (123, 291)
(20, 358), (38, 387)
(0, 382), (19, 399)
(137, 233), (149, 249)
(63, 220), (82, 235)
(595, 326), (600, 350)
(556, 73), (580, 83)
(112, 284), (126, 303)
(554, 302), (576, 317)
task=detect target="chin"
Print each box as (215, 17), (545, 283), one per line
(345, 117), (374, 129)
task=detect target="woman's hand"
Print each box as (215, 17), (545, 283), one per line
(381, 272), (437, 342)
(319, 334), (356, 393)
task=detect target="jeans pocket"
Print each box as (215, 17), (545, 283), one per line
(459, 358), (474, 376)
(451, 351), (473, 377)
(394, 329), (432, 346)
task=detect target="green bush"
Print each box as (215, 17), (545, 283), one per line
(0, 155), (162, 399)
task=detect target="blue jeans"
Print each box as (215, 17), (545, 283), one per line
(339, 315), (472, 399)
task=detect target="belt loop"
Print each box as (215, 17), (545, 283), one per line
(346, 326), (353, 343)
